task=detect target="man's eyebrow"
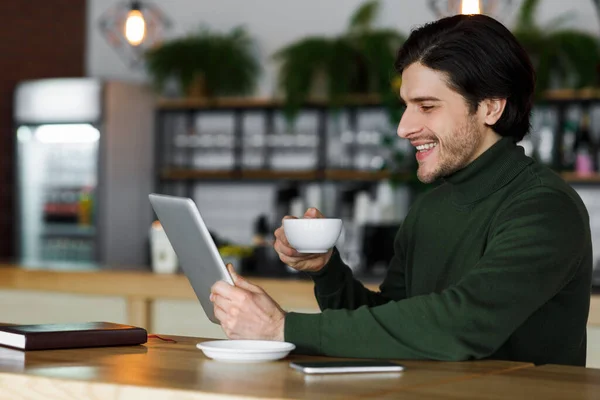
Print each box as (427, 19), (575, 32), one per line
(406, 96), (442, 103)
(397, 96), (441, 107)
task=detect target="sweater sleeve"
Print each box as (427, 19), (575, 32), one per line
(305, 224), (408, 311)
(285, 188), (590, 359)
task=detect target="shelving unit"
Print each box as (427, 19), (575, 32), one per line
(153, 90), (600, 195)
(154, 95), (407, 200)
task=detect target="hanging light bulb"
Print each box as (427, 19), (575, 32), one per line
(428, 0), (513, 20)
(124, 2), (146, 46)
(100, 1), (172, 67)
(461, 0), (481, 14)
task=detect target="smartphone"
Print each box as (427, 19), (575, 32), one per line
(289, 360), (405, 374)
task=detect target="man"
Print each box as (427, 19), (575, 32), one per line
(210, 14), (592, 366)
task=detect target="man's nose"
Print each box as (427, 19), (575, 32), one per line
(397, 108), (421, 139)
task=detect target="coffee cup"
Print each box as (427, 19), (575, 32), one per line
(283, 218), (343, 253)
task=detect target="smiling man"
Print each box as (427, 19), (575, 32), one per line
(210, 14), (593, 366)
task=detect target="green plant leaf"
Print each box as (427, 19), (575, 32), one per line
(326, 38), (362, 106)
(144, 25), (260, 97)
(547, 30), (600, 88)
(273, 0), (406, 122)
(542, 11), (576, 32)
(512, 0), (600, 96)
(514, 0), (541, 31)
(273, 37), (335, 120)
(592, 0), (600, 27)
(348, 0), (380, 33)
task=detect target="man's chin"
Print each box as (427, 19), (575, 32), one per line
(416, 169), (438, 184)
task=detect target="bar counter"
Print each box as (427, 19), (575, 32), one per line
(0, 334), (598, 400)
(0, 264), (378, 330)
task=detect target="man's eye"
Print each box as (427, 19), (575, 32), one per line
(420, 105), (434, 112)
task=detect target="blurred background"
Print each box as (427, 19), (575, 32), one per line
(1, 0), (600, 366)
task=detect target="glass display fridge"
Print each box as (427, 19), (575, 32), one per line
(14, 78), (155, 269)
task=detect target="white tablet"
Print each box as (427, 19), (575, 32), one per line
(148, 193), (234, 324)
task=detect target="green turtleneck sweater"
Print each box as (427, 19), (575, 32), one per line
(284, 137), (592, 366)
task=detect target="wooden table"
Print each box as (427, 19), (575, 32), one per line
(0, 334), (538, 400)
(400, 364), (600, 399)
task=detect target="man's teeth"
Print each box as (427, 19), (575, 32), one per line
(416, 143), (438, 152)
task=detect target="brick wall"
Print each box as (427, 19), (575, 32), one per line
(0, 1), (85, 260)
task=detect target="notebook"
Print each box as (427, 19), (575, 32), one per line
(0, 322), (147, 351)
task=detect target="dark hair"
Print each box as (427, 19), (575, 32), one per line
(395, 14), (535, 142)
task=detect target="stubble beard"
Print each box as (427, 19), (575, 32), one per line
(417, 116), (483, 184)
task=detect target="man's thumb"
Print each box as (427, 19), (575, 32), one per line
(227, 264), (262, 293)
(304, 207), (324, 219)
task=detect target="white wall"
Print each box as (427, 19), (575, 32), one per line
(86, 0), (600, 96)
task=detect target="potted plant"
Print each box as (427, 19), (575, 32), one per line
(273, 0), (406, 121)
(145, 26), (260, 98)
(512, 0), (600, 97)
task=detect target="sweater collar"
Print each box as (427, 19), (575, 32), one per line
(442, 137), (533, 206)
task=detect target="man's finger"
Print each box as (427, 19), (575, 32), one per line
(304, 207), (324, 219)
(274, 228), (292, 248)
(226, 264), (237, 278)
(234, 276), (263, 294)
(213, 303), (228, 325)
(211, 280), (245, 300)
(274, 240), (300, 258)
(227, 264), (263, 294)
(211, 293), (232, 312)
(278, 252), (321, 266)
(273, 233), (294, 252)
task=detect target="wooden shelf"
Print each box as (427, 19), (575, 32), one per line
(156, 94), (386, 110)
(325, 169), (393, 181)
(542, 88), (600, 101)
(157, 97), (282, 110)
(161, 169), (234, 180)
(160, 168), (407, 182)
(160, 169), (319, 181)
(560, 172), (600, 184)
(241, 170), (319, 180)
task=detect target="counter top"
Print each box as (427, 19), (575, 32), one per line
(0, 263), (368, 309)
(0, 264), (377, 330)
(1, 333), (598, 400)
(399, 364), (600, 399)
(0, 333), (536, 400)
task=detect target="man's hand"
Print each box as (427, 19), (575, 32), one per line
(210, 265), (285, 341)
(273, 208), (333, 273)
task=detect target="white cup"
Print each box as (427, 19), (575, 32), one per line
(283, 218), (343, 254)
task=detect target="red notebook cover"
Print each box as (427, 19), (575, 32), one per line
(0, 322), (147, 350)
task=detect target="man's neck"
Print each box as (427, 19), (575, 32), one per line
(467, 130), (503, 165)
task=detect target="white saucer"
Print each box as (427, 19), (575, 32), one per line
(196, 340), (296, 363)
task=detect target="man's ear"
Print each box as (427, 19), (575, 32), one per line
(483, 98), (507, 126)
